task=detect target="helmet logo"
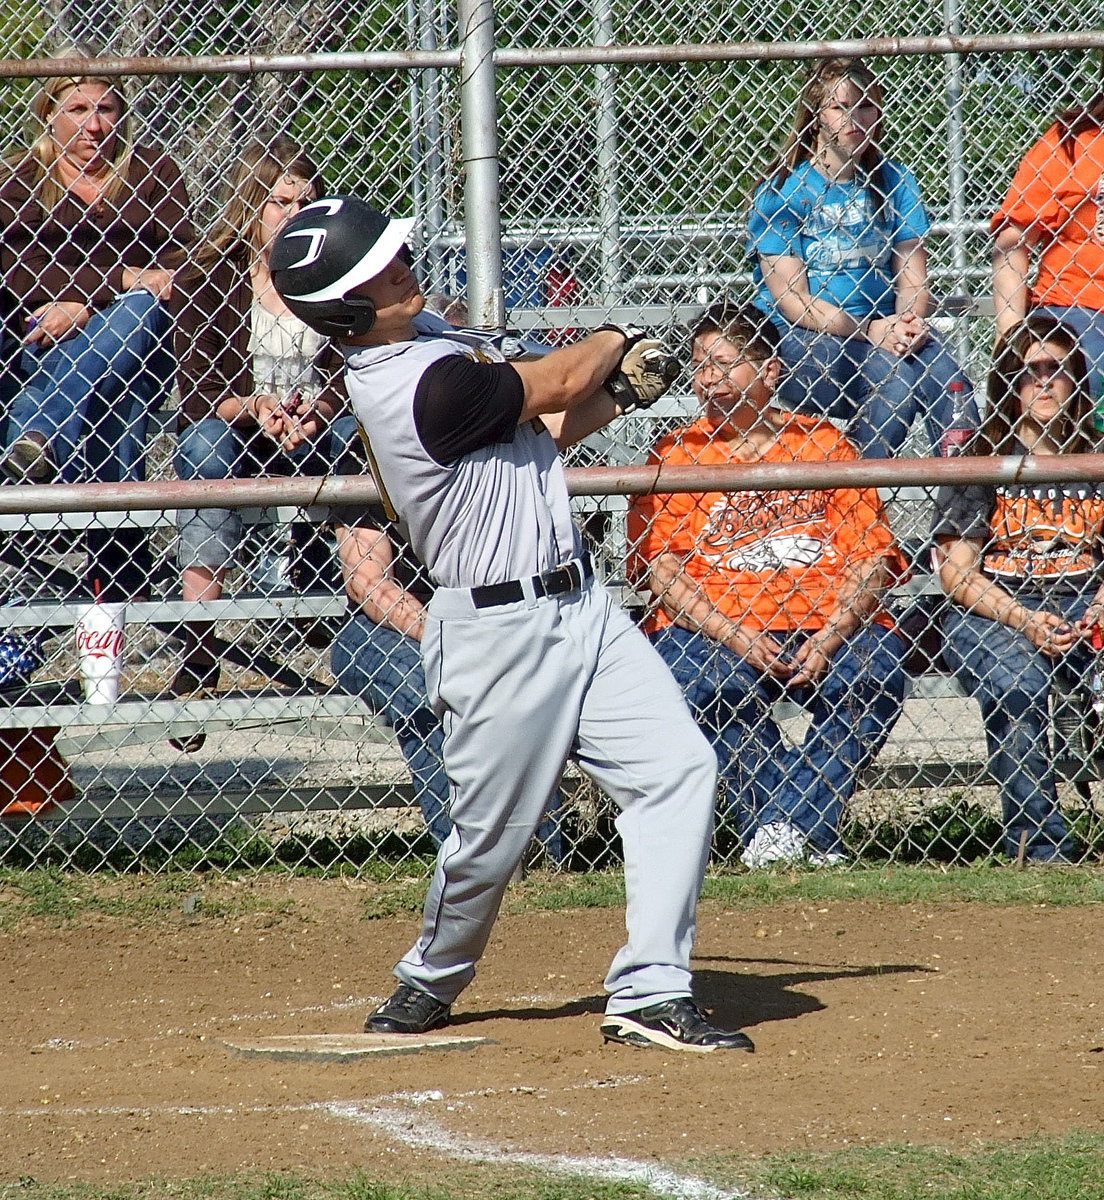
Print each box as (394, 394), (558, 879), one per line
(279, 228), (328, 272)
(299, 197), (345, 217)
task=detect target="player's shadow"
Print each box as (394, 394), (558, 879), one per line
(451, 995), (607, 1026)
(450, 957), (933, 1030)
(694, 956), (935, 1029)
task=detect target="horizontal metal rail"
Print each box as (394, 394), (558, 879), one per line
(5, 453), (1104, 516)
(1, 31), (1103, 81)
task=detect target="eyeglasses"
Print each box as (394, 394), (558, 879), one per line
(1014, 358), (1071, 388)
(693, 353), (768, 373)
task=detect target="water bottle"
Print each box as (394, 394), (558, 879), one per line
(940, 381), (974, 457)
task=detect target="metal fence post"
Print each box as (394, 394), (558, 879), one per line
(457, 0), (505, 331)
(943, 0), (971, 362)
(594, 0), (622, 306)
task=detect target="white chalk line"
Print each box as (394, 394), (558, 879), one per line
(323, 1091), (756, 1200)
(5, 1083), (771, 1200)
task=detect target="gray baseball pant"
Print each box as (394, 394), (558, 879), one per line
(394, 578), (718, 1015)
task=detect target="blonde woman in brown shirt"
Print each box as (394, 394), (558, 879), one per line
(0, 67), (193, 596)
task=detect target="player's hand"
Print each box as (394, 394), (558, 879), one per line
(606, 339), (680, 412)
(594, 322), (649, 348)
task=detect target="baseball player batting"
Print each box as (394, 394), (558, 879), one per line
(269, 196), (753, 1053)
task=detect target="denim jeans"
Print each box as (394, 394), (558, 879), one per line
(5, 290), (174, 482)
(773, 322), (978, 458)
(175, 414), (360, 570)
(942, 591), (1085, 861)
(332, 612), (565, 857)
(1034, 305), (1104, 400)
(653, 623), (906, 854)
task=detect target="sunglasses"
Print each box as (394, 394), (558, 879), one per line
(1014, 358), (1072, 389)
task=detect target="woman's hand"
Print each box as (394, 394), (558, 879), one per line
(867, 312), (929, 358)
(1021, 610), (1078, 659)
(726, 625), (795, 680)
(1074, 600), (1104, 639)
(249, 394), (286, 442)
(24, 301), (91, 347)
(251, 392), (328, 453)
(122, 265), (175, 300)
(788, 628), (843, 688)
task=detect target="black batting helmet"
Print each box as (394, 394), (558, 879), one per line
(269, 195), (415, 338)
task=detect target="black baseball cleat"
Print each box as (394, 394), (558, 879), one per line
(600, 997), (754, 1053)
(365, 984), (452, 1034)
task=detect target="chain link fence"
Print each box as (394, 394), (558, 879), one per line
(1, 4), (1103, 873)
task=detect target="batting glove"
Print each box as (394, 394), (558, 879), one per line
(605, 338), (680, 412)
(593, 322), (650, 350)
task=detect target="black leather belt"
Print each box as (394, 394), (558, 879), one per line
(470, 555), (591, 609)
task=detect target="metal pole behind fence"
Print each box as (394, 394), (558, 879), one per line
(457, 0), (505, 331)
(594, 0), (623, 306)
(943, 0), (972, 364)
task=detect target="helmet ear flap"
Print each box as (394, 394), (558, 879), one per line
(280, 293), (376, 340)
(343, 292), (377, 336)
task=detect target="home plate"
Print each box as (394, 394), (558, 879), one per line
(221, 1033), (493, 1062)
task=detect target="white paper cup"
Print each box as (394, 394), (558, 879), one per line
(75, 602), (127, 705)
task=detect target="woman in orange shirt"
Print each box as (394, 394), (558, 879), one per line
(630, 301), (907, 868)
(993, 93), (1104, 404)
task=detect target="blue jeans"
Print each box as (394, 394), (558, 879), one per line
(942, 592), (1084, 861)
(5, 290), (174, 482)
(332, 612), (565, 857)
(175, 415), (360, 570)
(773, 322), (978, 458)
(653, 623), (907, 854)
(1034, 305), (1104, 400)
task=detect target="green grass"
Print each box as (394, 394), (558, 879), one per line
(4, 1136), (1104, 1199)
(0, 868), (296, 930)
(700, 862), (1104, 908)
(719, 1134), (1104, 1199)
(0, 1174), (656, 1200)
(1, 863), (1102, 929)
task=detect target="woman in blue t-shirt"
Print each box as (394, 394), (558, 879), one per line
(748, 58), (977, 457)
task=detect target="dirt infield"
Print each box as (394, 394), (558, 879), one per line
(2, 879), (1102, 1190)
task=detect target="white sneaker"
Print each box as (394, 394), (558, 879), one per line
(740, 821), (808, 869)
(806, 845), (846, 868)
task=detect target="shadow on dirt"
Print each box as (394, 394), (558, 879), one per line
(448, 958), (933, 1031)
(695, 957), (934, 1028)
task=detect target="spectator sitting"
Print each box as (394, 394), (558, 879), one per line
(747, 57), (977, 458)
(993, 89), (1104, 404)
(169, 136), (357, 731)
(331, 514), (564, 859)
(0, 65), (194, 597)
(933, 314), (1096, 863)
(628, 302), (908, 867)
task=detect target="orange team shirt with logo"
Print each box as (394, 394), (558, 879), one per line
(992, 123), (1104, 311)
(982, 484), (1104, 586)
(628, 412), (907, 635)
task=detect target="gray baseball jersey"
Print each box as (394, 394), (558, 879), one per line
(344, 326), (581, 587)
(343, 317), (718, 1015)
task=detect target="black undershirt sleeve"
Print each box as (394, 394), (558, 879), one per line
(413, 355), (526, 465)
